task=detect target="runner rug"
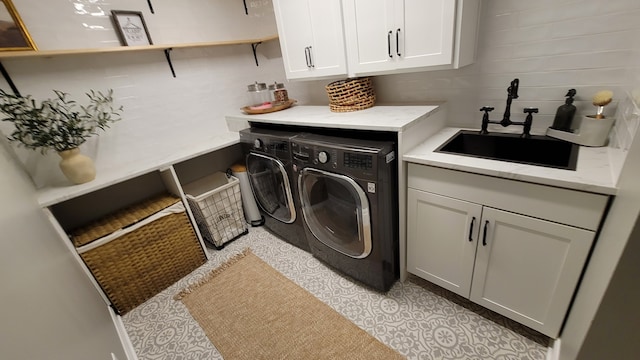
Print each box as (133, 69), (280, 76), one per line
(174, 249), (405, 359)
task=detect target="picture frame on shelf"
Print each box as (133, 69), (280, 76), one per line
(111, 10), (153, 46)
(0, 0), (37, 51)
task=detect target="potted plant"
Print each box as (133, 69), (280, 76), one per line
(0, 88), (123, 184)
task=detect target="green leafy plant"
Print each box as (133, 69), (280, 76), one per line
(0, 89), (123, 153)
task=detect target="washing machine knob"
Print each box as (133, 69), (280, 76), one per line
(254, 139), (263, 149)
(318, 151), (329, 164)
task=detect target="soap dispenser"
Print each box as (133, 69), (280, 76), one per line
(551, 89), (577, 132)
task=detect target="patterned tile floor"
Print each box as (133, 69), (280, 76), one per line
(123, 227), (550, 359)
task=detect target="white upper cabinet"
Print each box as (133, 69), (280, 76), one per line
(342, 0), (480, 77)
(273, 0), (348, 80)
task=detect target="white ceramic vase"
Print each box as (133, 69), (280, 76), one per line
(58, 148), (96, 184)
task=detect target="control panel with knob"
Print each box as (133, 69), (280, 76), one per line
(318, 151), (329, 164)
(254, 139), (263, 149)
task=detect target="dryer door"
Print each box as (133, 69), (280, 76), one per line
(246, 152), (296, 224)
(299, 168), (372, 259)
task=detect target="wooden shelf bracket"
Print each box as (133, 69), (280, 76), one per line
(251, 42), (262, 66)
(0, 61), (21, 96)
(147, 0), (155, 14)
(164, 48), (176, 78)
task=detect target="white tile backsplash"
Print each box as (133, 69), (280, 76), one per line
(373, 0), (640, 137)
(3, 0), (640, 189)
(14, 0), (277, 50)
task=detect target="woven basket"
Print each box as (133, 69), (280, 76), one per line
(71, 193), (207, 315)
(326, 77), (375, 112)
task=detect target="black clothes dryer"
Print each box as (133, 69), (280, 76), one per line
(240, 128), (309, 252)
(291, 133), (398, 291)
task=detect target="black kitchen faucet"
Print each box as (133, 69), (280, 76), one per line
(480, 78), (538, 138)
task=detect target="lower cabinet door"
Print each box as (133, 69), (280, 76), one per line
(407, 189), (481, 298)
(470, 207), (595, 338)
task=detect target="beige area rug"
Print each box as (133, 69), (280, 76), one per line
(175, 249), (405, 360)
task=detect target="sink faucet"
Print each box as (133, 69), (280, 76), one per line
(480, 78), (538, 138)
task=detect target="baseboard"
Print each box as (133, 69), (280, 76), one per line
(108, 306), (139, 360)
(546, 338), (561, 360)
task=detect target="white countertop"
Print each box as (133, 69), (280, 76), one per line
(225, 104), (443, 132)
(404, 127), (618, 195)
(36, 132), (240, 207)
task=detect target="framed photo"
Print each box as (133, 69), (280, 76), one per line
(0, 0), (37, 51)
(111, 10), (153, 46)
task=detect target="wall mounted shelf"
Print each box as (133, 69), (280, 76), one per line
(0, 34), (278, 83)
(0, 35), (278, 59)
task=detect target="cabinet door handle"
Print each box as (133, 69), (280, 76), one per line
(308, 46), (314, 68)
(482, 220), (489, 246)
(304, 46), (311, 68)
(387, 30), (393, 58)
(396, 28), (401, 56)
(304, 47), (310, 67)
(468, 216), (475, 241)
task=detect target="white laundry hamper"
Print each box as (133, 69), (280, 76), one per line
(183, 172), (248, 249)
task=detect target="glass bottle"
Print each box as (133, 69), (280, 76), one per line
(247, 82), (269, 106)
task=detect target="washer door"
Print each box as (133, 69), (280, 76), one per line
(299, 168), (372, 259)
(246, 153), (296, 224)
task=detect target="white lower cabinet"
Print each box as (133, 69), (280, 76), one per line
(407, 163), (608, 338)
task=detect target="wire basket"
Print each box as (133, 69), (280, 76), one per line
(71, 194), (207, 315)
(326, 77), (376, 112)
(184, 172), (248, 249)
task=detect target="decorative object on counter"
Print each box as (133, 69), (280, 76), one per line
(111, 10), (153, 46)
(326, 77), (375, 112)
(547, 90), (615, 147)
(479, 78), (538, 138)
(0, 88), (123, 184)
(241, 99), (296, 115)
(550, 89), (577, 132)
(247, 81), (270, 108)
(592, 90), (613, 119)
(268, 81), (288, 104)
(0, 0), (37, 51)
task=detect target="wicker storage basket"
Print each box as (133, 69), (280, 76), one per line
(326, 77), (376, 112)
(71, 194), (206, 315)
(183, 172), (248, 249)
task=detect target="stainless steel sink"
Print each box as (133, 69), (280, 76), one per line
(435, 130), (579, 170)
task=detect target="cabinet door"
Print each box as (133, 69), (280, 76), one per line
(407, 189), (482, 298)
(274, 0), (347, 80)
(343, 0), (396, 75)
(470, 207), (594, 338)
(398, 0), (456, 69)
(344, 0), (457, 76)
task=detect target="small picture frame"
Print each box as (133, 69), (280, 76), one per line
(0, 0), (37, 51)
(111, 10), (152, 46)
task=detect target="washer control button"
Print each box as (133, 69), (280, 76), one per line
(254, 139), (263, 149)
(318, 151), (329, 164)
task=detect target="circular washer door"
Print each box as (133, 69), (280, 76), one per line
(299, 168), (371, 259)
(246, 152), (296, 224)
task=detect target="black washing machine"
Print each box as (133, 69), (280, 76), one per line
(291, 133), (398, 292)
(239, 128), (309, 252)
